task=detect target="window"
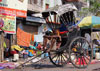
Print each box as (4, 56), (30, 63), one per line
(28, 0), (30, 4)
(46, 4), (49, 9)
(37, 0), (42, 6)
(41, 0), (43, 6)
(34, 0), (37, 4)
(38, 0), (43, 6)
(62, 0), (79, 4)
(28, 0), (43, 6)
(28, 0), (32, 4)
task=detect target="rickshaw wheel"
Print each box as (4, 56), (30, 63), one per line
(69, 37), (92, 69)
(49, 50), (69, 67)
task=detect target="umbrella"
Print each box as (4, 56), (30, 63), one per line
(78, 16), (100, 28)
(42, 3), (77, 18)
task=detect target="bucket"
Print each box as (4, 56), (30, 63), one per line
(13, 54), (19, 60)
(95, 52), (100, 60)
(71, 55), (75, 61)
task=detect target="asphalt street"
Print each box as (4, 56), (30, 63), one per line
(2, 59), (100, 71)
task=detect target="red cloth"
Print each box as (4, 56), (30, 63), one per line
(75, 57), (89, 65)
(10, 51), (17, 54)
(31, 34), (34, 41)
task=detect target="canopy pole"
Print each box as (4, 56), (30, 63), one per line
(91, 28), (93, 59)
(68, 12), (72, 26)
(57, 15), (60, 24)
(65, 13), (70, 24)
(46, 17), (52, 30)
(49, 12), (54, 30)
(61, 15), (67, 25)
(60, 15), (67, 26)
(57, 15), (60, 28)
(72, 12), (76, 26)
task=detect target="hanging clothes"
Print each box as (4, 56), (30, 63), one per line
(17, 28), (32, 47)
(11, 45), (24, 52)
(31, 33), (34, 42)
(3, 41), (7, 48)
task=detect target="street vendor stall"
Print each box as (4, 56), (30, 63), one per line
(77, 16), (100, 59)
(0, 13), (16, 62)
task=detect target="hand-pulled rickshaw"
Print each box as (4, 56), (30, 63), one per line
(41, 3), (92, 69)
(18, 3), (93, 69)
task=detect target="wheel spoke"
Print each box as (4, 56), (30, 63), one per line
(61, 54), (67, 63)
(81, 57), (84, 67)
(62, 54), (68, 59)
(79, 56), (81, 67)
(51, 54), (58, 60)
(55, 55), (59, 64)
(57, 55), (61, 65)
(83, 57), (88, 65)
(80, 39), (82, 48)
(61, 54), (63, 65)
(84, 55), (90, 61)
(58, 55), (61, 65)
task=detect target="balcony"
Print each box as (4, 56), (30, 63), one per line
(62, 0), (79, 2)
(66, 0), (79, 2)
(26, 16), (46, 24)
(28, 3), (42, 12)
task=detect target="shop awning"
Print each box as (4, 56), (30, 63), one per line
(26, 16), (46, 23)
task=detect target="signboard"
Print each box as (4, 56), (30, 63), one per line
(0, 0), (28, 18)
(0, 14), (16, 34)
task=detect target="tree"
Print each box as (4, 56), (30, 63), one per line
(89, 0), (100, 13)
(78, 0), (100, 17)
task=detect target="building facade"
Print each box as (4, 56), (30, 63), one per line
(17, 0), (44, 35)
(0, 0), (28, 61)
(38, 0), (62, 34)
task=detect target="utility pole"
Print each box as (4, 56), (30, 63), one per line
(0, 31), (4, 62)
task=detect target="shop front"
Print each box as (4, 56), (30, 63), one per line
(0, 0), (28, 62)
(26, 16), (45, 34)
